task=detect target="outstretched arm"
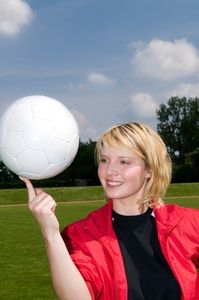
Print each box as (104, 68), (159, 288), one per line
(21, 177), (91, 300)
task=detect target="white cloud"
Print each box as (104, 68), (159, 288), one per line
(71, 109), (97, 141)
(130, 93), (157, 118)
(71, 109), (88, 128)
(88, 72), (116, 86)
(168, 82), (199, 98)
(131, 39), (199, 81)
(0, 0), (34, 36)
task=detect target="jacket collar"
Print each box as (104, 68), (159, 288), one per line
(85, 199), (114, 240)
(154, 204), (184, 230)
(85, 199), (185, 240)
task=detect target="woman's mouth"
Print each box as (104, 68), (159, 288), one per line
(107, 180), (122, 186)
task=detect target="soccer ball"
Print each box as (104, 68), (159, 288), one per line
(0, 95), (79, 180)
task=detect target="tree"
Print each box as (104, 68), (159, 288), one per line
(156, 96), (199, 164)
(0, 161), (19, 188)
(60, 139), (99, 185)
(0, 140), (100, 188)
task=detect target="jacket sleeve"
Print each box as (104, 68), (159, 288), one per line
(184, 207), (199, 267)
(61, 223), (103, 300)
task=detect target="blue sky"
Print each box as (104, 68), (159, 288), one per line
(1, 0), (199, 141)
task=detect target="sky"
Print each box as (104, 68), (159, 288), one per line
(1, 0), (199, 141)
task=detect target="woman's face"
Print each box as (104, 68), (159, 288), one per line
(98, 143), (150, 206)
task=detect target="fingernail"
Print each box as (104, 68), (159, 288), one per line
(19, 176), (24, 181)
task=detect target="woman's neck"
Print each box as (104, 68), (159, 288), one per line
(112, 199), (148, 216)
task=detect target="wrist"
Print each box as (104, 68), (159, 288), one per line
(42, 229), (61, 243)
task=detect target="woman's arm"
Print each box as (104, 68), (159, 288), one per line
(44, 231), (91, 300)
(21, 177), (91, 300)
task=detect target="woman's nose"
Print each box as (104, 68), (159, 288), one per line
(106, 162), (119, 175)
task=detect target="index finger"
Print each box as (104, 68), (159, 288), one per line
(19, 176), (36, 202)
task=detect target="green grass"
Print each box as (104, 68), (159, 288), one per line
(164, 182), (199, 208)
(0, 185), (104, 206)
(0, 202), (103, 300)
(0, 206), (54, 299)
(0, 182), (198, 299)
(0, 182), (199, 206)
(166, 182), (199, 197)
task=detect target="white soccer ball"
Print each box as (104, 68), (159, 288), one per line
(0, 95), (79, 180)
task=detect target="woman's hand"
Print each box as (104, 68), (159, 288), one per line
(20, 177), (59, 237)
(20, 177), (92, 300)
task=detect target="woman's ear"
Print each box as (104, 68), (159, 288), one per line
(145, 169), (151, 179)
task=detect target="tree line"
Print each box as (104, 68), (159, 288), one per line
(157, 96), (199, 182)
(0, 96), (198, 188)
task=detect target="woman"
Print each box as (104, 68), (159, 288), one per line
(21, 122), (199, 300)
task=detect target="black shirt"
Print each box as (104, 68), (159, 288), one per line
(112, 208), (181, 300)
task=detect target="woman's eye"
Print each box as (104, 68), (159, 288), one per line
(100, 158), (108, 163)
(120, 160), (130, 165)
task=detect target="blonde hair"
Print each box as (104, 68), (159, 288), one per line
(95, 122), (172, 207)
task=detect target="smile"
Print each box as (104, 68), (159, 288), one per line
(107, 180), (122, 186)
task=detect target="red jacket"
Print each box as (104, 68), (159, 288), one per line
(62, 200), (199, 300)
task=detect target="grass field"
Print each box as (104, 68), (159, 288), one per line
(0, 182), (198, 299)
